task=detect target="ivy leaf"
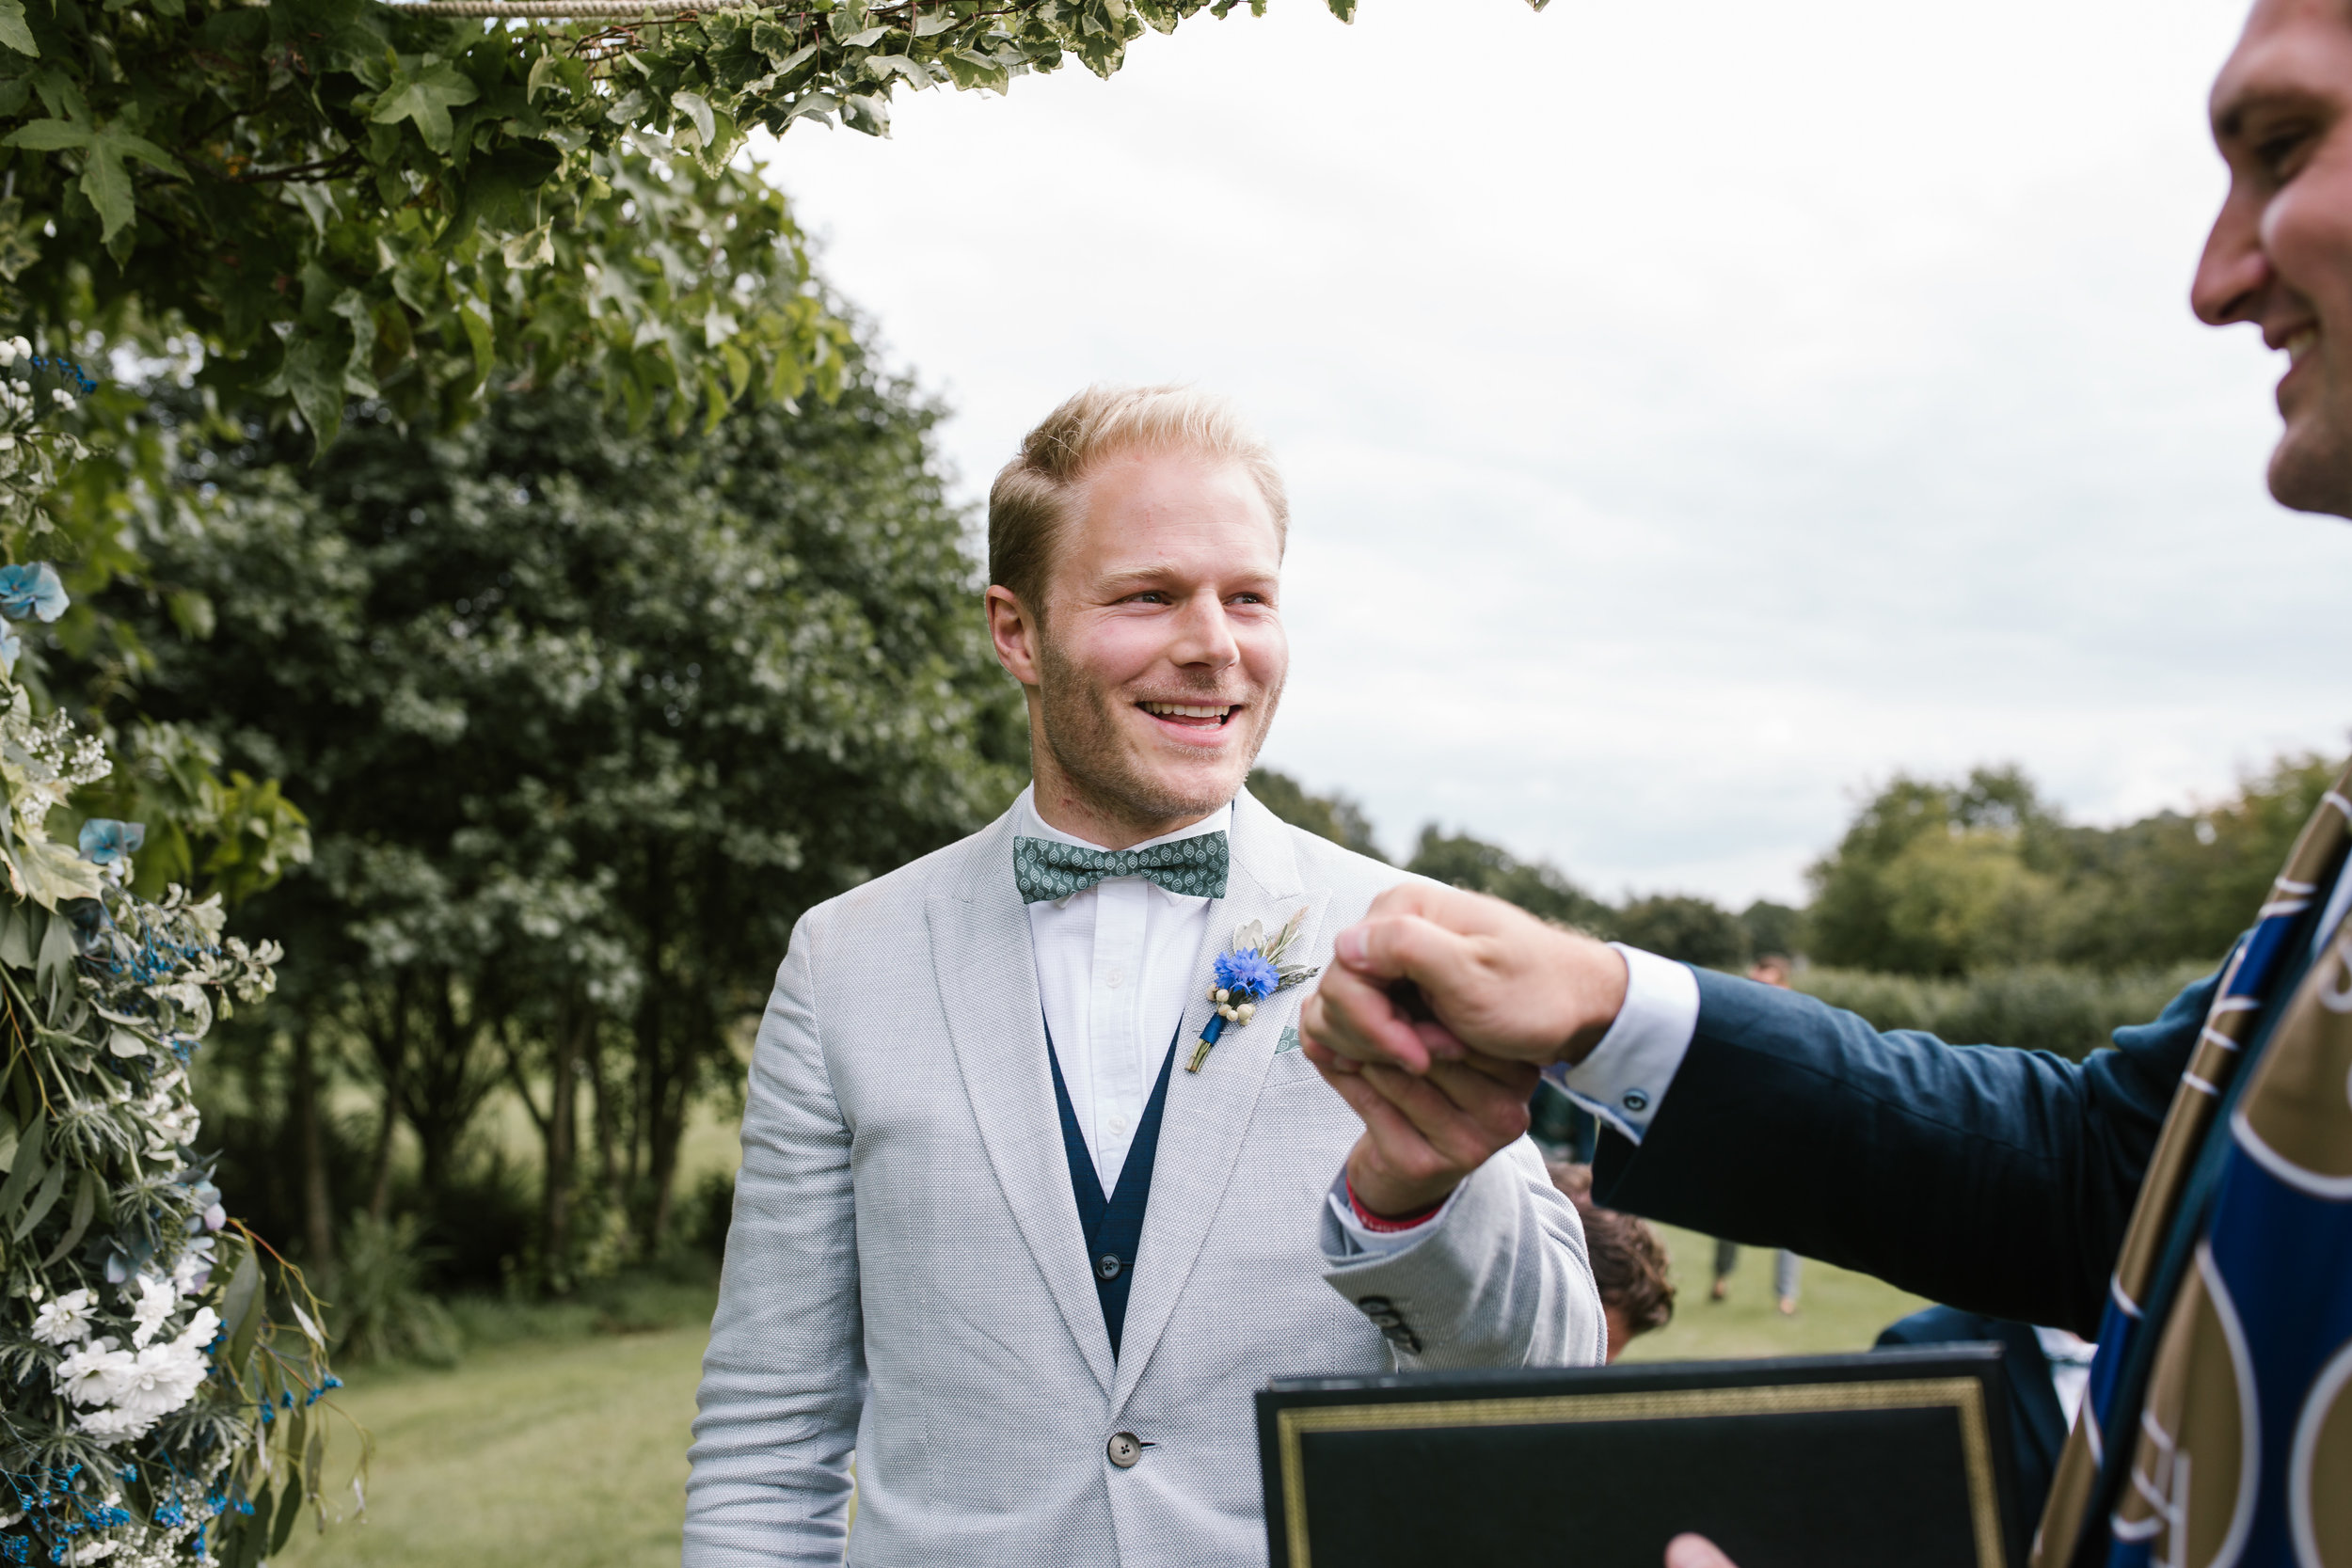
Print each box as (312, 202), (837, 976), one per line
(369, 56), (479, 154)
(0, 0), (37, 58)
(525, 50), (567, 103)
(671, 89), (716, 149)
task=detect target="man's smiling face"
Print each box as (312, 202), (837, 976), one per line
(2195, 0), (2352, 515)
(990, 446), (1287, 847)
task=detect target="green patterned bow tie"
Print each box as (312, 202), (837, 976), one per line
(1013, 832), (1229, 903)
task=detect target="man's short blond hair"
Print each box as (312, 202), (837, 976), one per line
(988, 385), (1289, 616)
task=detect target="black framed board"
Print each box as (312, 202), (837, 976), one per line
(1257, 1347), (2024, 1568)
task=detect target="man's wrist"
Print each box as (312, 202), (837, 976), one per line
(1344, 1173), (1447, 1230)
(1343, 1147), (1461, 1223)
(1554, 938), (1630, 1067)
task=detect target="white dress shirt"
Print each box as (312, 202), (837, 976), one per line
(1015, 786), (1435, 1256)
(1549, 855), (2352, 1149)
(1017, 786), (1226, 1191)
(2034, 1324), (2098, 1425)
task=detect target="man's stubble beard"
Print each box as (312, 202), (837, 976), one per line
(1034, 629), (1283, 835)
(2269, 364), (2352, 517)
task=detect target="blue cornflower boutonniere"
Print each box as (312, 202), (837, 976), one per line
(1187, 907), (1320, 1073)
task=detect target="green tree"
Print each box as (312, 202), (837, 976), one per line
(1805, 766), (2065, 975)
(1740, 898), (1804, 959)
(1248, 768), (1385, 861)
(1808, 756), (2346, 976)
(1612, 893), (1749, 971)
(2047, 752), (2346, 970)
(82, 344), (1025, 1276)
(1404, 825), (1612, 931)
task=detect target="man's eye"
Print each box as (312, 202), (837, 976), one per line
(1127, 591), (1170, 605)
(2254, 126), (2314, 178)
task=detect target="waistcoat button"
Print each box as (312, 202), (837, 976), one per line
(1096, 1254), (1122, 1280)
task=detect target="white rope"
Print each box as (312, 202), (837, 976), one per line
(389, 1), (755, 15)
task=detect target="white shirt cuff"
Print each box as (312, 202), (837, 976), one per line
(1322, 1169), (1464, 1258)
(1543, 943), (1699, 1145)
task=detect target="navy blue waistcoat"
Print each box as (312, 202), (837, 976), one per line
(1043, 1022), (1182, 1358)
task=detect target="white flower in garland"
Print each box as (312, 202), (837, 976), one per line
(110, 1333), (214, 1423)
(126, 1275), (178, 1350)
(56, 1338), (135, 1407)
(33, 1287), (97, 1346)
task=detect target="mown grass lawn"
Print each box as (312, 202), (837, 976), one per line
(280, 1225), (1928, 1564)
(277, 1288), (718, 1568)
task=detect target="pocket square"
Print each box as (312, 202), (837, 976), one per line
(1278, 1025), (1301, 1054)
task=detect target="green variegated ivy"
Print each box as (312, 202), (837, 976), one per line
(0, 0), (1547, 458)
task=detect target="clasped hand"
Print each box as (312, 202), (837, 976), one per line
(1298, 883), (1630, 1218)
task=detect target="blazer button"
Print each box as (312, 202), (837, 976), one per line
(1106, 1432), (1143, 1468)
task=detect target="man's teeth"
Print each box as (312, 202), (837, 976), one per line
(1143, 702), (1233, 719)
(2288, 327), (2320, 365)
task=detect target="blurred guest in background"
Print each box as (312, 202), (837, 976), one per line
(1549, 1163), (1676, 1361)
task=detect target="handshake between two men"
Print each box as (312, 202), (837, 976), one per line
(1294, 888), (1737, 1568)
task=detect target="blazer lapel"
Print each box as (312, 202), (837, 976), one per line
(928, 812), (1116, 1398)
(1111, 791), (1333, 1412)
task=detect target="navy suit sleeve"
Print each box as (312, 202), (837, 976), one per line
(1591, 963), (2219, 1338)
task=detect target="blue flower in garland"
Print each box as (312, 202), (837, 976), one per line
(1214, 947), (1280, 1002)
(77, 818), (144, 867)
(0, 562), (68, 624)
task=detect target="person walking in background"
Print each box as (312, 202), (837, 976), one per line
(1707, 1237), (1801, 1316)
(1708, 956), (1802, 1316)
(685, 386), (1600, 1568)
(1549, 1163), (1677, 1361)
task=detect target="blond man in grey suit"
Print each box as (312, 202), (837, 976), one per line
(684, 386), (1602, 1568)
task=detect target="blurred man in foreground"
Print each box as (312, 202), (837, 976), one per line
(1302, 1), (2352, 1562)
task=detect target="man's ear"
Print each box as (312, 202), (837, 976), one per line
(986, 585), (1043, 688)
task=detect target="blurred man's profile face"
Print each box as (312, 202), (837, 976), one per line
(1030, 449), (1287, 832)
(2195, 0), (2352, 515)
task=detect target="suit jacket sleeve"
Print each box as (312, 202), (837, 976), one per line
(685, 913), (866, 1568)
(1592, 961), (2222, 1338)
(1320, 1136), (1607, 1370)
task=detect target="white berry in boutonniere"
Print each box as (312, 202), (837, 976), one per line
(1187, 906), (1320, 1072)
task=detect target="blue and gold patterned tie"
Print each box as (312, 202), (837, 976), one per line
(1012, 832), (1229, 903)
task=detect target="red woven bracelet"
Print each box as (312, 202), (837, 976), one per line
(1345, 1177), (1443, 1233)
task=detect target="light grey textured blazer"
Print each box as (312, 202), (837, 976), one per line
(684, 790), (1603, 1568)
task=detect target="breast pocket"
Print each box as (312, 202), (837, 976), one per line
(1262, 1044), (1330, 1092)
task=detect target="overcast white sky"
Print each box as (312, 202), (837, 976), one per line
(753, 0), (2352, 908)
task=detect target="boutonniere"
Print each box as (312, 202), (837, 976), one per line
(1187, 907), (1320, 1073)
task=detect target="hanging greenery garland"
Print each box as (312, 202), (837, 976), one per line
(0, 360), (342, 1566)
